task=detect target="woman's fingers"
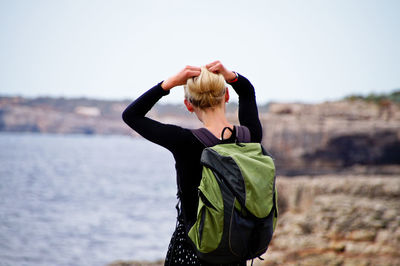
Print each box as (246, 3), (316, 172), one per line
(164, 62), (233, 91)
(206, 60), (221, 69)
(186, 70), (201, 79)
(162, 66), (201, 91)
(206, 60), (235, 81)
(173, 66), (200, 86)
(185, 65), (201, 71)
(183, 66), (201, 79)
(183, 66), (201, 77)
(206, 60), (225, 74)
(184, 65), (201, 73)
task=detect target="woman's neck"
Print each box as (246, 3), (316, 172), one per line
(198, 105), (233, 139)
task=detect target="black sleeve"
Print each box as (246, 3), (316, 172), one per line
(122, 82), (187, 152)
(229, 74), (263, 143)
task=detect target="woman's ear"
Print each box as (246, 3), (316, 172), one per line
(225, 87), (230, 103)
(184, 99), (194, 112)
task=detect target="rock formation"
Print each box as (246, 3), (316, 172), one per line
(108, 175), (400, 266)
(254, 175), (400, 266)
(260, 101), (400, 175)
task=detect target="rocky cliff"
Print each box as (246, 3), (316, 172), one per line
(255, 175), (400, 266)
(259, 100), (400, 175)
(0, 96), (202, 135)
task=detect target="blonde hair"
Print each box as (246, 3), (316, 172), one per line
(184, 67), (226, 109)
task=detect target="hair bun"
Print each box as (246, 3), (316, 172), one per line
(184, 67), (226, 109)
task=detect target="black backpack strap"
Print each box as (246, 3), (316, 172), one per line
(191, 128), (220, 147)
(235, 125), (251, 143)
(192, 125), (251, 147)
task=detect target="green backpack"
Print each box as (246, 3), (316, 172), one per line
(188, 126), (278, 264)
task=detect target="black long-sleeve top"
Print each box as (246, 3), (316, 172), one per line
(122, 73), (262, 229)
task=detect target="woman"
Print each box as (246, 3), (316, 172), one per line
(122, 61), (262, 265)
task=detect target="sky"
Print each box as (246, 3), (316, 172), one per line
(0, 0), (399, 104)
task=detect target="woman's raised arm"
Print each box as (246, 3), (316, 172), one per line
(122, 66), (200, 151)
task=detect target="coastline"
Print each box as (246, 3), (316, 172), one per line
(108, 174), (400, 266)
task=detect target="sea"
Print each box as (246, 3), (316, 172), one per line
(0, 132), (178, 266)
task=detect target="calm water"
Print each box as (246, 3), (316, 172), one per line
(0, 132), (178, 266)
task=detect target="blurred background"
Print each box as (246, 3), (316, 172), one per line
(0, 0), (399, 265)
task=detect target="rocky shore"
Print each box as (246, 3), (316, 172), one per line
(256, 175), (400, 266)
(108, 174), (400, 266)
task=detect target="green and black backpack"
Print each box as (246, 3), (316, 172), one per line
(188, 125), (278, 264)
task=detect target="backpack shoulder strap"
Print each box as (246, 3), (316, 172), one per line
(235, 125), (251, 143)
(191, 128), (220, 147)
(192, 125), (251, 147)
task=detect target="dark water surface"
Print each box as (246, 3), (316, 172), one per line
(0, 132), (177, 266)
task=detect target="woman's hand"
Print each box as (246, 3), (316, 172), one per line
(206, 60), (236, 82)
(161, 65), (201, 91)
